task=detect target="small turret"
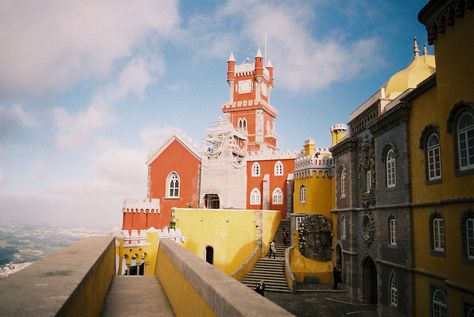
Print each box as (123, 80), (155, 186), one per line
(304, 139), (316, 156)
(330, 124), (348, 146)
(255, 48), (263, 83)
(266, 59), (274, 87)
(227, 52), (236, 83)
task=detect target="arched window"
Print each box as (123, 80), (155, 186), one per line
(238, 118), (242, 129)
(431, 214), (445, 253)
(388, 216), (397, 245)
(341, 216), (346, 240)
(272, 188), (283, 205)
(390, 274), (398, 306)
(243, 118), (247, 130)
(467, 307), (474, 317)
(386, 149), (396, 188)
(427, 133), (442, 181)
(462, 210), (474, 260)
(432, 289), (447, 317)
(250, 188), (261, 205)
(274, 161), (284, 176)
(340, 167), (347, 198)
(457, 112), (474, 171)
(251, 162), (260, 177)
(166, 172), (180, 198)
(300, 185), (306, 203)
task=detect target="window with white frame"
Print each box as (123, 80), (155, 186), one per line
(432, 289), (447, 317)
(386, 149), (396, 188)
(250, 188), (261, 205)
(251, 162), (260, 177)
(341, 216), (346, 240)
(274, 161), (284, 176)
(433, 217), (445, 252)
(467, 217), (474, 259)
(272, 188), (283, 205)
(340, 167), (346, 198)
(389, 216), (397, 245)
(427, 133), (442, 181)
(457, 112), (474, 171)
(166, 172), (180, 197)
(390, 274), (398, 306)
(300, 185), (306, 203)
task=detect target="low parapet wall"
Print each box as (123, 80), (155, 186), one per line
(0, 236), (115, 317)
(156, 238), (294, 317)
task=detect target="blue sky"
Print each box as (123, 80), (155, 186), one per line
(0, 0), (431, 228)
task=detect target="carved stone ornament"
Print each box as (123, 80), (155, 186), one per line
(358, 137), (376, 207)
(297, 215), (333, 261)
(362, 212), (375, 246)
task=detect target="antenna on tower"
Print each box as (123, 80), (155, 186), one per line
(264, 31), (267, 62)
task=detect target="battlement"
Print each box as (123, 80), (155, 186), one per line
(330, 123), (348, 131)
(222, 98), (278, 116)
(247, 148), (298, 161)
(122, 198), (160, 213)
(294, 155), (334, 171)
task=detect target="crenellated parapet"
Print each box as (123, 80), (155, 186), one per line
(222, 98), (278, 116)
(122, 198), (160, 213)
(247, 148), (298, 161)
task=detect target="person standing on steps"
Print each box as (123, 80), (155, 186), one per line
(255, 280), (266, 296)
(281, 228), (289, 246)
(268, 240), (276, 258)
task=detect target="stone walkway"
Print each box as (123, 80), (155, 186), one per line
(266, 290), (378, 317)
(102, 276), (174, 317)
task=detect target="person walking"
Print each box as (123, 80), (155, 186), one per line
(255, 280), (266, 296)
(268, 240), (276, 258)
(281, 228), (289, 246)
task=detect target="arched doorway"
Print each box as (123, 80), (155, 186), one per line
(205, 246), (214, 265)
(363, 256), (377, 304)
(204, 194), (220, 209)
(336, 244), (343, 281)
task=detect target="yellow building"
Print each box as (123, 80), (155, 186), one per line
(407, 1), (474, 316)
(290, 125), (347, 284)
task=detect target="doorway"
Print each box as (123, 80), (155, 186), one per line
(204, 194), (220, 209)
(363, 256), (377, 304)
(205, 246), (214, 265)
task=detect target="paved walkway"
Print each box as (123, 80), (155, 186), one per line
(266, 290), (378, 317)
(102, 276), (174, 317)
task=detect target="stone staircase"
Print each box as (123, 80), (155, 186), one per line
(240, 220), (291, 293)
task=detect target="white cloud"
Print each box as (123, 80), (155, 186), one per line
(54, 57), (163, 148)
(181, 0), (381, 91)
(0, 0), (179, 95)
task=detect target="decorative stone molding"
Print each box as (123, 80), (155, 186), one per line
(362, 211), (376, 246)
(358, 137), (376, 207)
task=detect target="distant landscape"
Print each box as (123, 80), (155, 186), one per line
(0, 225), (109, 278)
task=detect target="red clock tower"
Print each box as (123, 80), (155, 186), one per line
(222, 49), (277, 153)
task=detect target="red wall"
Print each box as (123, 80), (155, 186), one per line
(246, 158), (294, 219)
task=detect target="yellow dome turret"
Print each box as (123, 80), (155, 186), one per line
(384, 37), (436, 100)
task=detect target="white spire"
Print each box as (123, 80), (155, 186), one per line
(266, 59), (273, 68)
(413, 36), (419, 57)
(256, 48), (263, 58)
(228, 52), (235, 62)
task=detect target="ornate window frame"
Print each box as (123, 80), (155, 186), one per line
(340, 216), (346, 240)
(420, 124), (442, 183)
(359, 137), (375, 207)
(272, 188), (283, 205)
(447, 100), (474, 175)
(251, 162), (260, 177)
(166, 172), (180, 198)
(339, 166), (347, 199)
(250, 188), (261, 205)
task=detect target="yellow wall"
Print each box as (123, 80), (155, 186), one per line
(290, 233), (333, 283)
(411, 6), (474, 316)
(173, 208), (280, 276)
(156, 248), (216, 317)
(293, 172), (334, 217)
